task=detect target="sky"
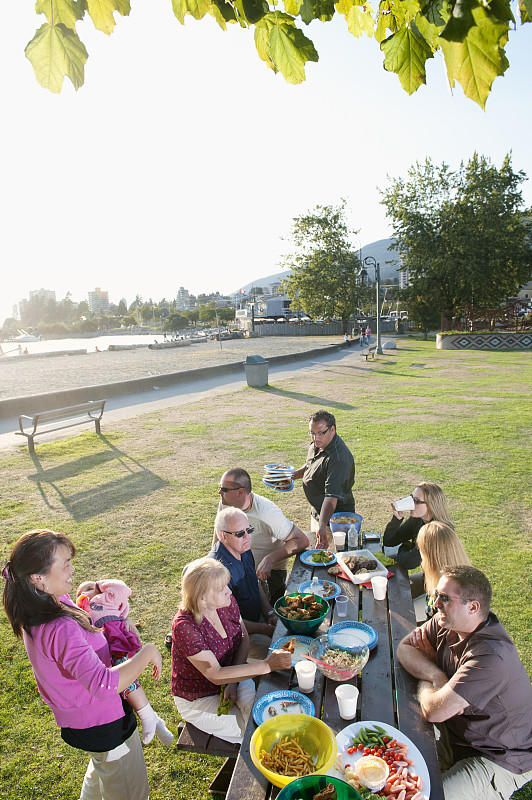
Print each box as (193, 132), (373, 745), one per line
(1, 2), (531, 324)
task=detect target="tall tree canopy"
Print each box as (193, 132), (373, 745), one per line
(24, 0), (529, 107)
(281, 202), (370, 331)
(381, 154), (532, 316)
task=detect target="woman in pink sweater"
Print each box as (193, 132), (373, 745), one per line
(2, 529), (162, 800)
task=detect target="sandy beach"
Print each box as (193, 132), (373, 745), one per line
(0, 336), (345, 400)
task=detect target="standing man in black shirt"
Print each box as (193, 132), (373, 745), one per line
(293, 410), (355, 549)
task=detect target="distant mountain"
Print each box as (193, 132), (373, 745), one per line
(234, 238), (400, 294)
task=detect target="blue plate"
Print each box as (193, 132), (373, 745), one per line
(298, 580), (342, 600)
(300, 550), (337, 567)
(263, 479), (294, 492)
(269, 634), (314, 666)
(327, 620), (378, 650)
(252, 690), (315, 725)
(264, 463), (294, 472)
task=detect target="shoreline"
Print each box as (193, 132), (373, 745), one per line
(0, 336), (354, 416)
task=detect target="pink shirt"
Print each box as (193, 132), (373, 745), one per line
(171, 596), (242, 700)
(23, 597), (122, 729)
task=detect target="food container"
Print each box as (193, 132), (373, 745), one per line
(355, 755), (389, 791)
(250, 713), (337, 789)
(336, 549), (388, 585)
(274, 593), (329, 635)
(308, 635), (369, 681)
(276, 774), (363, 800)
(330, 512), (363, 534)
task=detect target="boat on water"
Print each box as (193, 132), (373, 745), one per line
(14, 329), (41, 342)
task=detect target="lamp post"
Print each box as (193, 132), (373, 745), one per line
(360, 256), (383, 355)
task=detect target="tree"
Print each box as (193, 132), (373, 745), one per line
(165, 313), (188, 331)
(381, 154), (532, 318)
(400, 283), (441, 339)
(22, 0), (528, 107)
(281, 202), (371, 332)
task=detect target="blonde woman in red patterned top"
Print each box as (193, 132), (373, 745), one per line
(171, 557), (291, 743)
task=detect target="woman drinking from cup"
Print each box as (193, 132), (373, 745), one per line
(383, 482), (454, 596)
(416, 521), (471, 619)
(2, 529), (162, 800)
(171, 557), (292, 743)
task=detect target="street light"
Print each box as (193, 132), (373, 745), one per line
(360, 256), (383, 355)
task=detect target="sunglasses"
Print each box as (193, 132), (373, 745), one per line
(219, 485), (241, 493)
(411, 495), (426, 505)
(434, 589), (469, 604)
(309, 428), (330, 438)
(222, 526), (254, 538)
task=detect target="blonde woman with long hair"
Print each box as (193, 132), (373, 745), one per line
(383, 482), (453, 597)
(417, 521), (471, 619)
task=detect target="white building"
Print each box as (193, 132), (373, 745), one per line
(29, 288), (56, 302)
(88, 287), (110, 315)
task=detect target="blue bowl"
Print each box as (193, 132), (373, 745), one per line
(330, 512), (363, 534)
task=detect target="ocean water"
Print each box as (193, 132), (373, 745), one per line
(0, 333), (195, 358)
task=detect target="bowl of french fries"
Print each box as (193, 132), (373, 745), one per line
(274, 593), (329, 635)
(250, 713), (337, 788)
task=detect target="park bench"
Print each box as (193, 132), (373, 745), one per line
(16, 400), (106, 453)
(176, 721), (240, 796)
(361, 343), (377, 360)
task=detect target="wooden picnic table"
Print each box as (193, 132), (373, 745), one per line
(225, 549), (444, 800)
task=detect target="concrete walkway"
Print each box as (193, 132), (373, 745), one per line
(0, 343), (374, 451)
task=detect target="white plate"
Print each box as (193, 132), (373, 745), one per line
(332, 720), (430, 799)
(336, 549), (388, 584)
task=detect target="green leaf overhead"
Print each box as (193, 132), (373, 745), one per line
(34, 0), (86, 29)
(439, 4), (510, 108)
(382, 25), (433, 93)
(269, 21), (319, 83)
(86, 0), (130, 34)
(298, 0), (336, 24)
(25, 22), (88, 92)
(22, 0), (531, 104)
(242, 0), (270, 23)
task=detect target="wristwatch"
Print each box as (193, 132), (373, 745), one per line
(267, 610), (276, 620)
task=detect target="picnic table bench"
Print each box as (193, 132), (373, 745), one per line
(16, 399), (106, 453)
(361, 343), (378, 361)
(176, 722), (240, 795)
(224, 546), (444, 800)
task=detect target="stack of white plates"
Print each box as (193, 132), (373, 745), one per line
(262, 463), (295, 492)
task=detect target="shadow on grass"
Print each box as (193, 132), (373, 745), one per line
(255, 386), (355, 409)
(27, 435), (168, 520)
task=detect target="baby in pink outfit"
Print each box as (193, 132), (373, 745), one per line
(76, 578), (173, 746)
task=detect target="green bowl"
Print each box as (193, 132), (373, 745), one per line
(274, 592), (329, 635)
(277, 774), (362, 800)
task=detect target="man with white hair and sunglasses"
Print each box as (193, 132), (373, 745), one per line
(208, 507), (278, 659)
(398, 566), (532, 800)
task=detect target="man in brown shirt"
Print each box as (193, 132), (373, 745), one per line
(398, 566), (532, 800)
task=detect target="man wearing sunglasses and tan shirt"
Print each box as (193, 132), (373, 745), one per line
(216, 468), (309, 604)
(208, 507), (279, 659)
(398, 566), (532, 800)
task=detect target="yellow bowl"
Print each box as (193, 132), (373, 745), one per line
(250, 713), (337, 789)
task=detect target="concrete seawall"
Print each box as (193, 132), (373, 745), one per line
(1, 343), (344, 417)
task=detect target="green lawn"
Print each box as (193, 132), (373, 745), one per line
(1, 338), (531, 799)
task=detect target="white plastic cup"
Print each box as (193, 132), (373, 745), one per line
(295, 661), (316, 693)
(393, 495), (415, 512)
(336, 595), (348, 617)
(335, 684), (359, 720)
(371, 576), (388, 600)
(333, 531), (345, 549)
